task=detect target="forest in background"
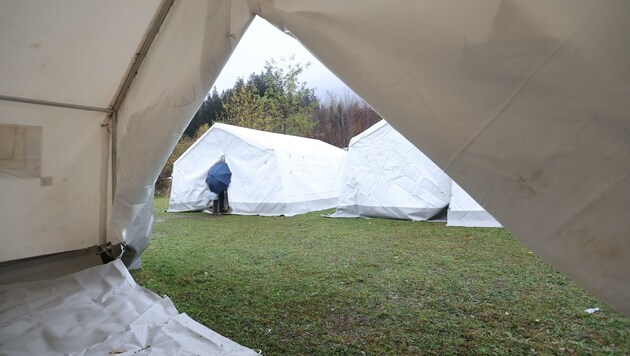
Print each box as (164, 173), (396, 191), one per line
(156, 58), (382, 194)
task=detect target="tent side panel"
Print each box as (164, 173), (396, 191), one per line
(169, 126), (282, 214)
(274, 149), (347, 215)
(224, 146), (285, 216)
(0, 101), (106, 262)
(333, 121), (451, 221)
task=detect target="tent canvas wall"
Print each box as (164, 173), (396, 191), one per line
(332, 120), (451, 221)
(1, 0), (629, 316)
(168, 123), (347, 216)
(447, 181), (502, 228)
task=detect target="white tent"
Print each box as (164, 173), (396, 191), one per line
(168, 123), (346, 216)
(332, 120), (451, 220)
(447, 181), (502, 228)
(1, 0), (629, 320)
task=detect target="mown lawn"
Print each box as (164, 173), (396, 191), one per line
(132, 197), (630, 355)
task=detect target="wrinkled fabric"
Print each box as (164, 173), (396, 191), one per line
(0, 260), (258, 355)
(169, 123), (346, 216)
(332, 121), (451, 221)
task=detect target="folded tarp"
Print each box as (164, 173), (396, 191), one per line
(0, 260), (258, 355)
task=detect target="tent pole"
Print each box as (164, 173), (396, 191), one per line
(0, 94), (113, 113)
(109, 0), (175, 112)
(111, 111), (117, 201)
(99, 113), (112, 245)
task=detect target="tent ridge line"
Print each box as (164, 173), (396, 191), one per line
(0, 94), (113, 113)
(108, 0), (175, 112)
(107, 0), (174, 203)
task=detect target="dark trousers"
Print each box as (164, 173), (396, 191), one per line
(212, 191), (226, 215)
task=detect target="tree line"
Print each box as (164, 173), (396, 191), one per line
(156, 57), (381, 194)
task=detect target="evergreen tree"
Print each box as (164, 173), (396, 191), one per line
(184, 87), (224, 137)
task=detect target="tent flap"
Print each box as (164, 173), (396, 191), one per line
(254, 0), (630, 315)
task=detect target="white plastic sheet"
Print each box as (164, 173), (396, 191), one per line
(332, 121), (451, 220)
(0, 260), (258, 355)
(169, 123), (347, 216)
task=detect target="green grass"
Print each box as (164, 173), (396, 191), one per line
(132, 197), (630, 355)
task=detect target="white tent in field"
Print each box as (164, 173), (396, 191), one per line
(168, 123), (346, 216)
(1, 1), (629, 348)
(447, 181), (502, 228)
(332, 120), (451, 220)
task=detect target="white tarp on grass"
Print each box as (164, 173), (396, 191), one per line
(0, 260), (258, 355)
(332, 120), (451, 220)
(168, 123), (347, 216)
(447, 181), (502, 228)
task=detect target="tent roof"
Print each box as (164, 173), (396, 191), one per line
(348, 120), (388, 147)
(177, 123), (345, 165)
(0, 0), (161, 109)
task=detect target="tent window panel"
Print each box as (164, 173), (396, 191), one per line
(0, 124), (41, 178)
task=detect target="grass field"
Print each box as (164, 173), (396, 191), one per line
(131, 197), (630, 355)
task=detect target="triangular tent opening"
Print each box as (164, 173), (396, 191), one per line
(1, 0), (628, 318)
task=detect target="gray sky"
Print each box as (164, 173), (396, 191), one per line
(212, 16), (357, 100)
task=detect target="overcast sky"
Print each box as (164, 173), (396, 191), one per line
(212, 16), (357, 100)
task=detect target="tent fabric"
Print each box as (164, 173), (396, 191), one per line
(0, 260), (258, 355)
(0, 0), (629, 316)
(0, 0), (253, 267)
(253, 1), (630, 316)
(168, 123), (347, 216)
(447, 181), (502, 228)
(332, 120), (451, 221)
(0, 0), (157, 261)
